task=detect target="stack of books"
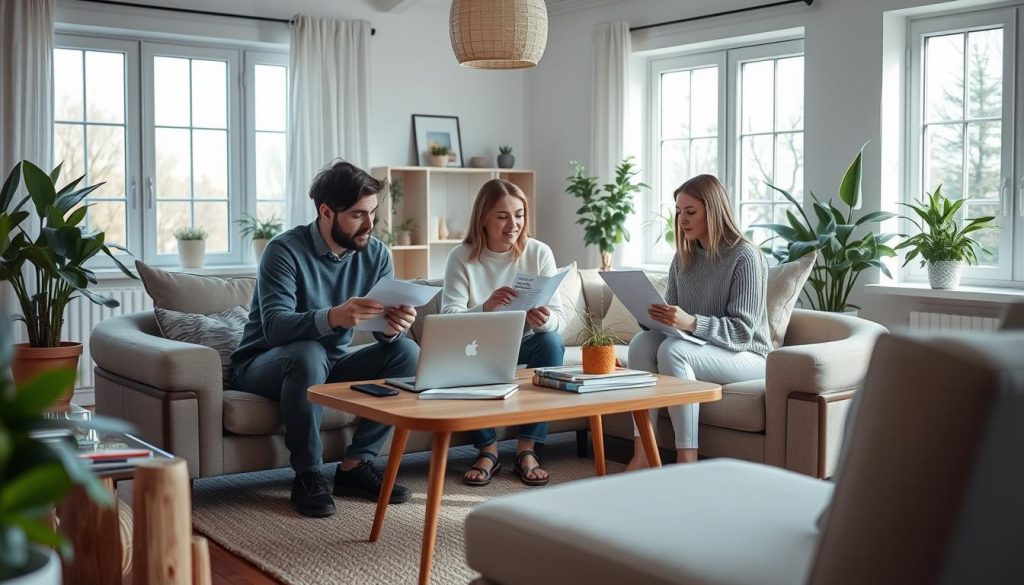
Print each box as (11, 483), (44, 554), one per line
(79, 440), (154, 472)
(532, 366), (656, 393)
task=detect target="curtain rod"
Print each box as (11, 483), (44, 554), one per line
(77, 0), (376, 35)
(630, 0), (813, 33)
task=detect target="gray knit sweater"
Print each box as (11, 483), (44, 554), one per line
(667, 241), (772, 357)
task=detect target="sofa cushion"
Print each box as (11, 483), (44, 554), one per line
(154, 305), (248, 387)
(766, 252), (816, 348)
(222, 390), (358, 435)
(136, 260), (256, 313)
(558, 262), (588, 346)
(700, 378), (767, 432)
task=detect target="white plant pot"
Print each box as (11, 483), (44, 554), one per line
(928, 260), (962, 289)
(4, 546), (61, 585)
(251, 239), (270, 262)
(396, 232), (411, 246)
(177, 239), (206, 269)
(428, 154), (448, 168)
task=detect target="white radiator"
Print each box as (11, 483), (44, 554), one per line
(909, 311), (999, 333)
(63, 286), (152, 390)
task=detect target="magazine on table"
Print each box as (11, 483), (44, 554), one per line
(532, 375), (657, 394)
(533, 365), (651, 383)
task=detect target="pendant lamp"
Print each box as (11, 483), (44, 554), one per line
(450, 0), (549, 69)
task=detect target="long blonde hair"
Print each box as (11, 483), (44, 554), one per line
(674, 174), (747, 269)
(463, 179), (531, 261)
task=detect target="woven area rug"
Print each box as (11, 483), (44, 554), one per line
(191, 436), (625, 584)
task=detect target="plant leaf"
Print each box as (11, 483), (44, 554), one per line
(838, 144), (866, 209)
(0, 463), (71, 512)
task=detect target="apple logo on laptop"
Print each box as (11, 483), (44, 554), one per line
(465, 340), (478, 357)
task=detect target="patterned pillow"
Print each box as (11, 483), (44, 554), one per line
(153, 305), (249, 387)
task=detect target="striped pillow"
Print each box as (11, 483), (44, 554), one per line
(154, 305), (249, 387)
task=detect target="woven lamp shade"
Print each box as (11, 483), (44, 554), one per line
(450, 0), (549, 69)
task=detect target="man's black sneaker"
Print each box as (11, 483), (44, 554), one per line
(334, 460), (412, 503)
(290, 470), (336, 518)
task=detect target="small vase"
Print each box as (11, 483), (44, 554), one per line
(928, 260), (962, 289)
(397, 232), (411, 246)
(438, 217), (450, 240)
(599, 251), (613, 271)
(428, 154), (448, 168)
(582, 345), (616, 374)
(252, 239), (269, 262)
(497, 153), (515, 169)
(177, 239), (206, 269)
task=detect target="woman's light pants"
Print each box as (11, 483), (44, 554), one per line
(627, 331), (766, 449)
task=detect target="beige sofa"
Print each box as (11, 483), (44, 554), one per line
(92, 265), (885, 479)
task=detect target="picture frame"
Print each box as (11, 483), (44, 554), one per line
(412, 114), (464, 167)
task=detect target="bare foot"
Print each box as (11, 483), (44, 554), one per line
(624, 455), (649, 472)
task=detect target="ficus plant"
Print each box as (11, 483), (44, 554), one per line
(566, 156), (649, 271)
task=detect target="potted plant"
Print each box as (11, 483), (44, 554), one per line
(0, 316), (132, 583)
(497, 145), (515, 169)
(577, 313), (621, 374)
(566, 156), (649, 271)
(174, 226), (207, 269)
(753, 145), (899, 314)
(644, 206), (676, 247)
(236, 213), (282, 261)
(428, 144), (451, 168)
(393, 218), (419, 246)
(894, 186), (996, 289)
(0, 161), (136, 405)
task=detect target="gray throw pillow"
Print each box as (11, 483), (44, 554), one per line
(154, 305), (249, 387)
(136, 260), (256, 314)
(765, 251), (816, 348)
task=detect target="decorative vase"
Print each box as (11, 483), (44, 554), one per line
(177, 239), (206, 269)
(469, 156), (489, 168)
(928, 260), (962, 289)
(252, 239), (269, 262)
(428, 154), (448, 168)
(397, 232), (412, 246)
(582, 345), (616, 375)
(599, 251), (613, 271)
(12, 342), (83, 407)
(438, 217), (450, 240)
(497, 153), (515, 169)
(3, 546), (61, 585)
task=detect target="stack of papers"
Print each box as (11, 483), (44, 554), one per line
(419, 384), (519, 400)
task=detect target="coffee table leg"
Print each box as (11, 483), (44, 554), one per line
(370, 426), (410, 542)
(589, 415), (606, 476)
(632, 409), (662, 467)
(419, 431), (451, 585)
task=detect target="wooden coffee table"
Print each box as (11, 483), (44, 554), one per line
(308, 370), (721, 585)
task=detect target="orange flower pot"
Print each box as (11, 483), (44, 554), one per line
(12, 342), (83, 408)
(581, 344), (616, 375)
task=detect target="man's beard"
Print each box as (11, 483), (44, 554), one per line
(331, 220), (371, 251)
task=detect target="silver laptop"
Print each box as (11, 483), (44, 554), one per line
(386, 311), (526, 392)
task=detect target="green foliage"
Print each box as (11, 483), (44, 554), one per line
(236, 213), (282, 241)
(173, 226), (208, 241)
(0, 161), (137, 348)
(577, 312), (622, 347)
(394, 218), (418, 235)
(498, 145), (513, 155)
(645, 207), (676, 247)
(566, 157), (649, 256)
(429, 144), (451, 156)
(0, 316), (133, 578)
(752, 145), (899, 312)
(894, 186), (996, 267)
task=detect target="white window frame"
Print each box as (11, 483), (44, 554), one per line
(906, 8), (1019, 284)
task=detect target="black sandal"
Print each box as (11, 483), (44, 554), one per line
(463, 451), (502, 487)
(514, 450), (550, 486)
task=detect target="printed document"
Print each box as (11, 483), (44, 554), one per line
(354, 278), (442, 332)
(598, 271), (707, 346)
(500, 265), (572, 312)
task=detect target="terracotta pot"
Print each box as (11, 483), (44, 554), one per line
(581, 344), (616, 375)
(12, 342), (83, 407)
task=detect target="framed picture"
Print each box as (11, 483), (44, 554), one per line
(412, 114), (464, 167)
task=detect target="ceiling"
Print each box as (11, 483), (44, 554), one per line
(371, 0), (628, 16)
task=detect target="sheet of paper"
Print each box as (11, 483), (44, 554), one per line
(353, 278), (442, 332)
(598, 271), (707, 345)
(500, 265), (571, 312)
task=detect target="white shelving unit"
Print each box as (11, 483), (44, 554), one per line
(370, 166), (536, 279)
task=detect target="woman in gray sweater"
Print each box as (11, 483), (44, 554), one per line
(626, 174), (771, 470)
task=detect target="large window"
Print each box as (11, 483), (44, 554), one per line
(908, 8), (1020, 284)
(644, 40), (804, 266)
(53, 35), (288, 268)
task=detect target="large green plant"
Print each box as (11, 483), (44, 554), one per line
(0, 161), (136, 347)
(0, 316), (132, 578)
(754, 146), (899, 312)
(894, 186), (996, 267)
(566, 156), (649, 270)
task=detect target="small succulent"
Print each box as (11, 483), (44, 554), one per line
(499, 145), (513, 155)
(236, 213), (283, 241)
(429, 144), (451, 156)
(173, 226), (208, 241)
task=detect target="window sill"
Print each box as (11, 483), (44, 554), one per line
(865, 283), (1024, 304)
(94, 264), (259, 281)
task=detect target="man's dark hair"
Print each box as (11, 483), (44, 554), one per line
(308, 160), (384, 211)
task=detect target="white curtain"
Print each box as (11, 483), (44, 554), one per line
(0, 0), (54, 337)
(590, 21), (631, 188)
(287, 15), (371, 228)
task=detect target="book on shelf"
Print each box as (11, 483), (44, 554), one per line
(532, 374), (656, 394)
(532, 366), (652, 383)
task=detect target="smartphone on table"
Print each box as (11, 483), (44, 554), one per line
(351, 383), (400, 397)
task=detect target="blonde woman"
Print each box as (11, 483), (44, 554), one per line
(626, 174), (770, 470)
(442, 179), (566, 487)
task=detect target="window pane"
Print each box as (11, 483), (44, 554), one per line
(741, 60), (774, 133)
(924, 123), (964, 198)
(85, 51), (125, 124)
(689, 138), (717, 177)
(155, 128), (191, 198)
(255, 132), (286, 199)
(53, 123), (85, 181)
(255, 64), (287, 132)
(154, 56), (190, 127)
(87, 125), (126, 198)
(966, 29), (1002, 119)
(925, 33), (965, 123)
(54, 49), (83, 122)
(157, 201), (190, 253)
(741, 135), (773, 201)
(691, 67), (718, 136)
(965, 202), (999, 266)
(195, 201), (228, 253)
(661, 70), (690, 139)
(661, 139), (689, 194)
(775, 56), (803, 131)
(257, 202), (285, 224)
(966, 121), (1001, 200)
(192, 129), (228, 198)
(740, 203), (772, 246)
(774, 133), (803, 201)
(88, 201), (126, 248)
(192, 59), (227, 129)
